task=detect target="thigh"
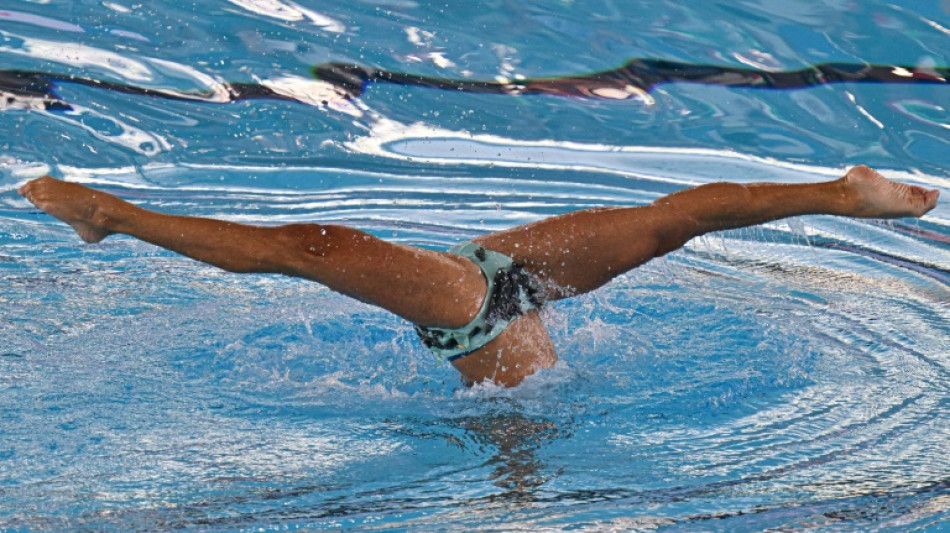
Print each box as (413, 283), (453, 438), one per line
(472, 204), (682, 300)
(278, 224), (489, 329)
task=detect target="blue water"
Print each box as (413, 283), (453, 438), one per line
(1, 1), (949, 531)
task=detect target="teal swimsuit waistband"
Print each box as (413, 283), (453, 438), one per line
(414, 242), (539, 360)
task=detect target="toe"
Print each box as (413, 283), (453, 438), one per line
(911, 188), (939, 216)
(925, 189), (940, 210)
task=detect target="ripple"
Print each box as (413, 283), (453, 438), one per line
(2, 0), (950, 530)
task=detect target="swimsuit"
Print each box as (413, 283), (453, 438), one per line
(415, 242), (540, 361)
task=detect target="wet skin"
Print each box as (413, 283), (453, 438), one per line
(19, 166), (939, 386)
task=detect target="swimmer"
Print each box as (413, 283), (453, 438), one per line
(18, 166), (939, 386)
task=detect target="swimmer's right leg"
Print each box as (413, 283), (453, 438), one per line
(18, 176), (487, 329)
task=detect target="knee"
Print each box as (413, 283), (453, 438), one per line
(275, 222), (346, 253)
(268, 223), (340, 273)
(640, 203), (701, 258)
(653, 181), (750, 211)
(651, 181), (753, 231)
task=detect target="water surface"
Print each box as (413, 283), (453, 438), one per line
(1, 0), (949, 530)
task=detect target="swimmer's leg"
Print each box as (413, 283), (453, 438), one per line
(474, 166), (940, 299)
(18, 176), (486, 328)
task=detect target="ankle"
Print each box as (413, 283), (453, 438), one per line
(831, 176), (860, 216)
(89, 195), (123, 234)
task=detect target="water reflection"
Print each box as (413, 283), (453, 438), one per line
(454, 410), (564, 500)
(311, 59), (949, 101)
(1, 57), (945, 114)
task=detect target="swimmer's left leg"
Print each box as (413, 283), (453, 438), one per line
(18, 176), (487, 329)
(474, 166), (939, 300)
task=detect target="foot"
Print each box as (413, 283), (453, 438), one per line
(843, 165), (940, 219)
(18, 176), (114, 243)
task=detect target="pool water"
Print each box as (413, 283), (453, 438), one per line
(1, 0), (949, 531)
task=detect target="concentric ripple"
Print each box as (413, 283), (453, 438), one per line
(1, 0), (950, 531)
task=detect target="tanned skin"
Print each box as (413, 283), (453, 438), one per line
(19, 166), (939, 386)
